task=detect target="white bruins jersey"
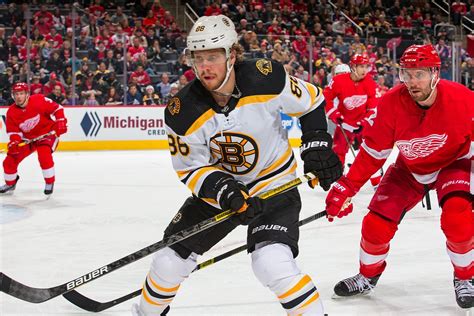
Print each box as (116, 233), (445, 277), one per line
(165, 59), (324, 208)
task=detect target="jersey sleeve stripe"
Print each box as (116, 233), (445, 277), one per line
(249, 161), (297, 196)
(285, 85), (324, 117)
(256, 145), (293, 178)
(185, 109), (215, 136)
(236, 94), (278, 108)
(361, 142), (392, 160)
(186, 166), (222, 195)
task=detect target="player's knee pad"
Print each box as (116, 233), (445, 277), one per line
(149, 247), (197, 286)
(441, 193), (473, 244)
(362, 211), (398, 246)
(251, 242), (300, 289)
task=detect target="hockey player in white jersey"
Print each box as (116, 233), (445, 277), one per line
(132, 15), (342, 315)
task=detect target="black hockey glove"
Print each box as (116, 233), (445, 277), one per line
(214, 177), (266, 225)
(300, 131), (343, 191)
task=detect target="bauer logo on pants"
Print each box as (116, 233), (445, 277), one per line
(81, 112), (102, 137)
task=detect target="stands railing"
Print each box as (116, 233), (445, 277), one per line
(327, 0), (364, 36)
(184, 3), (199, 30)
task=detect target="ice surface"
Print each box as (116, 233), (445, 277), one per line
(1, 150), (469, 315)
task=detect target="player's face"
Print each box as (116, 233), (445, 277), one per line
(193, 49), (229, 90)
(352, 64), (370, 81)
(400, 68), (433, 102)
(13, 91), (28, 107)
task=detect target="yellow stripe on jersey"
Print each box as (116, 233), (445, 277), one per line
(236, 95), (278, 108)
(257, 145), (293, 178)
(278, 275), (312, 299)
(176, 169), (190, 179)
(249, 161), (297, 196)
(185, 109), (215, 136)
(187, 166), (220, 194)
(286, 85), (323, 117)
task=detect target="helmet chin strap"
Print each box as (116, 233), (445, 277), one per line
(419, 68), (440, 103)
(211, 58), (234, 95)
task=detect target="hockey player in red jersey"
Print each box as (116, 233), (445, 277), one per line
(1, 82), (68, 195)
(324, 54), (382, 188)
(325, 45), (473, 309)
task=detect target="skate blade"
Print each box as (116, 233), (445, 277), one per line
(331, 290), (375, 300)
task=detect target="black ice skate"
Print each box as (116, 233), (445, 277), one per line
(0, 176), (19, 194)
(333, 273), (381, 298)
(454, 277), (473, 309)
(44, 183), (54, 195)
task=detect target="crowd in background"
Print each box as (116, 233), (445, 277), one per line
(0, 0), (472, 106)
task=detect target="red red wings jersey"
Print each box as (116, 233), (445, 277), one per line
(360, 80), (473, 184)
(324, 73), (378, 128)
(6, 94), (63, 140)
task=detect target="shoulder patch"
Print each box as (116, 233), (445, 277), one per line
(167, 97), (181, 115)
(256, 59), (272, 76)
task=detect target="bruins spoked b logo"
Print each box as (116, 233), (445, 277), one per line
(210, 132), (259, 175)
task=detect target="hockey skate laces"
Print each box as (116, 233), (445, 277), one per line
(344, 274), (375, 293)
(454, 279), (474, 298)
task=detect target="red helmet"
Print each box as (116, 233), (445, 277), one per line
(400, 44), (441, 69)
(11, 82), (29, 94)
(350, 54), (369, 66)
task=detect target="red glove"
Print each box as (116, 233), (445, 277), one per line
(7, 135), (22, 155)
(54, 118), (68, 136)
(325, 176), (357, 222)
(328, 110), (344, 125)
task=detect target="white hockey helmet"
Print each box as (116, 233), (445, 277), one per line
(187, 15), (238, 58)
(186, 15), (238, 92)
(334, 63), (351, 75)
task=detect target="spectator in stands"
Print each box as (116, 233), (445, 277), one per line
(111, 25), (130, 47)
(151, 0), (166, 19)
(111, 6), (128, 25)
(174, 30), (187, 54)
(128, 37), (146, 61)
(294, 64), (310, 82)
(65, 91), (81, 106)
(332, 16), (346, 35)
(176, 74), (188, 90)
(204, 3), (222, 16)
(35, 15), (53, 37)
(375, 75), (389, 97)
(143, 85), (161, 105)
(44, 72), (66, 96)
(131, 28), (148, 48)
(83, 91), (100, 106)
(30, 74), (44, 95)
(105, 86), (123, 105)
(145, 26), (158, 47)
(11, 27), (26, 50)
(159, 29), (177, 51)
(156, 72), (171, 99)
(61, 63), (75, 88)
(18, 39), (39, 61)
(129, 64), (151, 88)
(435, 39), (452, 80)
(80, 72), (102, 103)
(451, 1), (467, 25)
(143, 10), (158, 29)
(47, 85), (67, 105)
(52, 8), (66, 33)
(34, 5), (54, 24)
(125, 84), (143, 105)
(254, 40), (272, 59)
(271, 41), (290, 63)
(90, 0), (106, 18)
(168, 82), (180, 98)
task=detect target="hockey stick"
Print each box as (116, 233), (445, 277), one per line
(63, 209), (328, 312)
(338, 123), (356, 158)
(0, 172), (316, 304)
(0, 131), (56, 154)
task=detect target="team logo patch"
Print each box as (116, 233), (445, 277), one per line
(167, 97), (181, 115)
(19, 114), (40, 133)
(343, 95), (368, 110)
(172, 211), (182, 224)
(256, 59), (272, 76)
(396, 134), (447, 160)
(210, 132), (259, 175)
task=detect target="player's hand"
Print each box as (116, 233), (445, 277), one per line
(54, 118), (68, 136)
(353, 120), (367, 134)
(300, 131), (343, 191)
(215, 177), (266, 225)
(325, 176), (356, 222)
(7, 135), (22, 155)
(328, 111), (344, 125)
